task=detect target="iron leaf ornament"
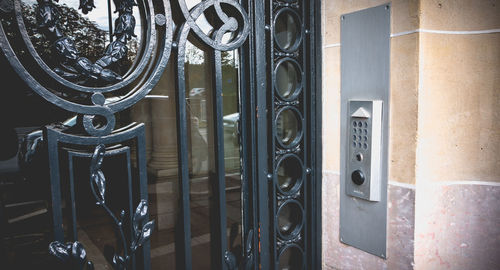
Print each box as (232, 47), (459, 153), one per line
(79, 0), (96, 14)
(50, 144), (154, 269)
(49, 241), (95, 270)
(35, 0), (138, 83)
(90, 144), (106, 203)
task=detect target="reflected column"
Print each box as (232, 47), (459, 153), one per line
(147, 60), (178, 231)
(130, 99), (152, 163)
(148, 60), (178, 178)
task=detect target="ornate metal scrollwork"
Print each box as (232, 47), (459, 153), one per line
(1, 0), (169, 268)
(175, 0), (250, 52)
(224, 229), (254, 270)
(35, 0), (136, 82)
(50, 144), (154, 270)
(172, 1), (252, 269)
(1, 0), (173, 137)
(1, 0), (257, 268)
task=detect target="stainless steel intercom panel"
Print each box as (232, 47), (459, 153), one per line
(339, 4), (390, 258)
(346, 100), (383, 201)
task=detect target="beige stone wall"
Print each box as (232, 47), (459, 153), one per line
(420, 0), (500, 31)
(322, 2), (421, 269)
(322, 0), (500, 269)
(322, 0), (420, 184)
(414, 2), (500, 267)
(416, 0), (500, 183)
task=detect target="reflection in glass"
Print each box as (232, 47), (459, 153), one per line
(276, 60), (300, 99)
(277, 201), (302, 237)
(276, 109), (300, 146)
(274, 11), (300, 51)
(19, 0), (140, 80)
(1, 1), (244, 269)
(277, 156), (302, 193)
(278, 245), (303, 270)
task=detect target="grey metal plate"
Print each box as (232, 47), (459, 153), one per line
(339, 3), (391, 258)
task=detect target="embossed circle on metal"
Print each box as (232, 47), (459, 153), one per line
(0, 0), (173, 136)
(277, 243), (305, 270)
(274, 153), (304, 195)
(273, 7), (303, 53)
(276, 199), (304, 240)
(273, 57), (304, 101)
(275, 106), (304, 149)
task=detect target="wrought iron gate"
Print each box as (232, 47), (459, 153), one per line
(0, 0), (321, 269)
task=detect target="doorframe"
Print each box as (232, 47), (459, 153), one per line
(310, 0), (323, 268)
(247, 0), (323, 268)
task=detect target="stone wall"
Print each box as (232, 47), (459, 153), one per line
(321, 0), (500, 269)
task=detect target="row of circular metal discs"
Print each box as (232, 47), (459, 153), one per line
(273, 4), (305, 270)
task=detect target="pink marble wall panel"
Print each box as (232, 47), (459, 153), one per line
(322, 171), (415, 270)
(415, 183), (500, 270)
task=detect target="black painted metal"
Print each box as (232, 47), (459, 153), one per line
(171, 1), (250, 270)
(252, 0), (271, 268)
(311, 1), (323, 267)
(49, 143), (154, 270)
(239, 1), (260, 269)
(263, 0), (321, 269)
(44, 123), (153, 269)
(0, 0), (321, 268)
(0, 0), (168, 268)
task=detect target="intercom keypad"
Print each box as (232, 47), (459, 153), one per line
(345, 100), (383, 201)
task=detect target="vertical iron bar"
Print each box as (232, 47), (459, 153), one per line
(268, 0), (278, 266)
(254, 0), (270, 268)
(45, 128), (64, 241)
(174, 25), (193, 270)
(240, 1), (258, 268)
(300, 1), (309, 269)
(125, 148), (136, 269)
(312, 0), (323, 266)
(135, 125), (151, 270)
(238, 42), (251, 265)
(68, 155), (77, 241)
(0, 198), (5, 263)
(211, 49), (228, 270)
(107, 0), (113, 42)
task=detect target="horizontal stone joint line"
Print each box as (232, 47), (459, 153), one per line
(419, 180), (500, 187)
(322, 172), (500, 187)
(391, 28), (500, 38)
(323, 29), (500, 47)
(388, 181), (416, 190)
(323, 43), (341, 48)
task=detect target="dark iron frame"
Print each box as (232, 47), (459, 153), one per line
(0, 0), (322, 268)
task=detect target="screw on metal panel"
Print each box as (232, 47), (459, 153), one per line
(265, 25), (271, 31)
(305, 29), (310, 34)
(341, 15), (345, 21)
(172, 42), (178, 48)
(305, 168), (312, 174)
(267, 173), (273, 180)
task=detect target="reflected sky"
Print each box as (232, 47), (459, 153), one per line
(24, 0), (141, 31)
(23, 0), (233, 46)
(23, 0), (220, 35)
